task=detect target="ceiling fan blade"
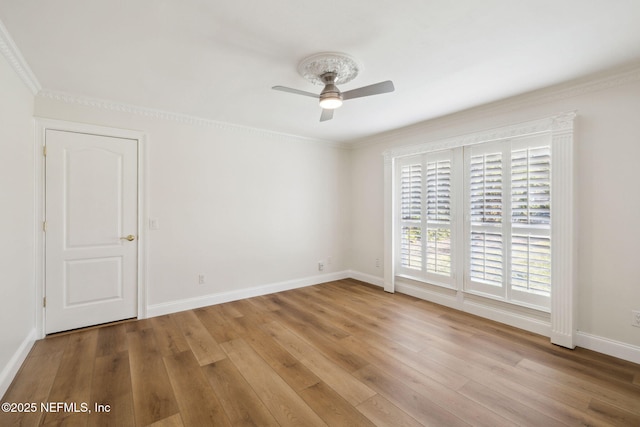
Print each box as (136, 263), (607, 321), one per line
(320, 108), (334, 122)
(342, 80), (395, 100)
(272, 86), (319, 98)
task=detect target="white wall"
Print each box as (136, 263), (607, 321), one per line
(0, 53), (36, 395)
(34, 96), (351, 312)
(349, 66), (640, 350)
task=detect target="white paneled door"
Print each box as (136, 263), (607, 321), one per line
(45, 129), (138, 334)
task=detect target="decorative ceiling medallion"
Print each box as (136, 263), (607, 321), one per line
(297, 52), (361, 86)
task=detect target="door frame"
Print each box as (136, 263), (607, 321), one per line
(34, 118), (148, 338)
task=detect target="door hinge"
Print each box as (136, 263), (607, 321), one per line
(43, 146), (47, 157)
(43, 221), (47, 232)
(43, 297), (46, 308)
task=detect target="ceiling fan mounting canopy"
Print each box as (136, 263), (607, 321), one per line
(297, 52), (361, 85)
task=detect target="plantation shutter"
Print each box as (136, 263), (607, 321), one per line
(397, 151), (454, 285)
(399, 161), (422, 271)
(511, 146), (550, 226)
(465, 136), (552, 309)
(510, 145), (551, 296)
(468, 150), (504, 287)
(425, 156), (452, 277)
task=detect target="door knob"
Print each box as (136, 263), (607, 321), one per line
(121, 234), (136, 241)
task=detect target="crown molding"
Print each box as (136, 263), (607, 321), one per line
(36, 90), (346, 148)
(0, 17), (339, 148)
(0, 18), (41, 95)
(382, 111), (575, 161)
(349, 62), (640, 149)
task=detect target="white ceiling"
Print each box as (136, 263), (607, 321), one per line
(2, 0), (640, 142)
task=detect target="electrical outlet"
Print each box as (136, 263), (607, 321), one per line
(198, 274), (205, 285)
(318, 261), (324, 272)
(632, 310), (640, 328)
(375, 258), (380, 268)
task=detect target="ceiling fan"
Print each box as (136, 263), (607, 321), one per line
(272, 52), (395, 122)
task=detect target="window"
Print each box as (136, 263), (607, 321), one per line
(395, 134), (552, 310)
(465, 135), (551, 309)
(397, 151), (454, 287)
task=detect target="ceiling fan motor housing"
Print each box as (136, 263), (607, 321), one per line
(320, 72), (342, 96)
(320, 84), (342, 98)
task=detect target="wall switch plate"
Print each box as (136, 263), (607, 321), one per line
(149, 218), (160, 230)
(632, 310), (640, 328)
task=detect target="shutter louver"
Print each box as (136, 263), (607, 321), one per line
(470, 153), (502, 224)
(400, 226), (422, 270)
(426, 228), (451, 275)
(399, 162), (422, 270)
(512, 234), (551, 294)
(400, 164), (422, 221)
(426, 160), (451, 222)
(470, 231), (503, 285)
(425, 159), (452, 276)
(512, 147), (551, 225)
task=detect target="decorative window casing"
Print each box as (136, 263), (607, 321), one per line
(384, 112), (576, 348)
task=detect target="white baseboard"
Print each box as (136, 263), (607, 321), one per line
(0, 328), (36, 399)
(347, 270), (384, 287)
(146, 271), (350, 318)
(576, 331), (640, 364)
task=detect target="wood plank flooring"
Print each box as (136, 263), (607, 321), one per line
(2, 279), (640, 426)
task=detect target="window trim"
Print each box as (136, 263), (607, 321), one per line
(383, 112), (576, 348)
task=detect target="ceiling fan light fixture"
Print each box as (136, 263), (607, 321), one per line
(319, 96), (343, 109)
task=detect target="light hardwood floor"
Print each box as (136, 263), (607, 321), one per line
(2, 279), (640, 426)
